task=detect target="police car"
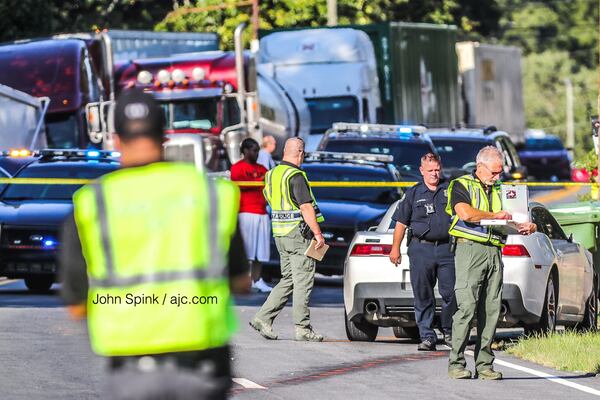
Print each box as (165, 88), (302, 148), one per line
(343, 200), (597, 341)
(0, 149), (119, 292)
(426, 127), (527, 180)
(317, 123), (436, 182)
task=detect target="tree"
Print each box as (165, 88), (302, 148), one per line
(0, 0), (173, 43)
(156, 0), (503, 49)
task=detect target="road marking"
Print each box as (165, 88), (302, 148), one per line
(0, 279), (17, 286)
(531, 185), (582, 204)
(462, 349), (600, 397)
(232, 378), (266, 389)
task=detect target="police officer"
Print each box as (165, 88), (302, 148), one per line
(389, 152), (456, 351)
(250, 137), (326, 342)
(60, 88), (250, 400)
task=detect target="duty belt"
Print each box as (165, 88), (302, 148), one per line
(415, 238), (449, 246)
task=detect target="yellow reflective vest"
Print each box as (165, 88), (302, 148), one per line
(263, 164), (324, 237)
(73, 162), (239, 356)
(445, 174), (504, 247)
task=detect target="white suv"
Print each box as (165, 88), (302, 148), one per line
(343, 201), (597, 341)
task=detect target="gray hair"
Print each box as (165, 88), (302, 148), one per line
(476, 145), (503, 165)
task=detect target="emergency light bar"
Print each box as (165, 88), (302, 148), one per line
(35, 149), (121, 159)
(1, 149), (32, 157)
(331, 122), (427, 135)
(305, 151), (394, 164)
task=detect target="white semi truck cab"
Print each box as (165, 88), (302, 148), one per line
(259, 28), (380, 151)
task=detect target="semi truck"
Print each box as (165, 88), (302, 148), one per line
(0, 38), (104, 149)
(456, 42), (526, 144)
(258, 28), (380, 150)
(260, 22), (461, 136)
(0, 83), (48, 150)
(87, 24), (261, 168)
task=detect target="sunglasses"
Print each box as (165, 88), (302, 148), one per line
(481, 163), (503, 176)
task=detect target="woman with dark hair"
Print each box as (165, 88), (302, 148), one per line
(230, 138), (273, 293)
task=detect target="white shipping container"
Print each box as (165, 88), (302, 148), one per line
(457, 42), (525, 144)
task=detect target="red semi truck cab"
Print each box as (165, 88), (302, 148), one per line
(0, 39), (104, 149)
(114, 51), (245, 137)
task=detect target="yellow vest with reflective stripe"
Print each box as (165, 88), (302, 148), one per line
(263, 164), (324, 237)
(445, 174), (504, 247)
(73, 162), (239, 356)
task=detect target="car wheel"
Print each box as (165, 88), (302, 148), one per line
(575, 275), (598, 332)
(24, 277), (53, 293)
(392, 326), (420, 341)
(344, 309), (378, 342)
(524, 273), (557, 336)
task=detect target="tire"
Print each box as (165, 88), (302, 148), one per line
(575, 275), (598, 332)
(345, 310), (378, 342)
(524, 273), (557, 336)
(393, 326), (420, 340)
(24, 277), (53, 293)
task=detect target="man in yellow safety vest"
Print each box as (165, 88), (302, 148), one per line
(60, 88), (250, 399)
(250, 137), (326, 342)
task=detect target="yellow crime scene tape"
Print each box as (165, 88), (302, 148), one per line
(0, 178), (595, 188)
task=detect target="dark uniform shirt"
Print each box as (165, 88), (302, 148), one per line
(449, 172), (493, 212)
(392, 180), (451, 241)
(280, 161), (313, 206)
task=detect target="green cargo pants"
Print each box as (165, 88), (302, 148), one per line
(254, 226), (316, 329)
(448, 240), (503, 372)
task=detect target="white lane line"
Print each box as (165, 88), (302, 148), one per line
(463, 349), (600, 397)
(0, 279), (17, 286)
(232, 378), (267, 389)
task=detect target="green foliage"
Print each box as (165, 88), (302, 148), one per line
(0, 1), (172, 42)
(522, 50), (596, 159)
(156, 0), (501, 50)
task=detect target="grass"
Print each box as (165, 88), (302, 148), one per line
(507, 330), (600, 373)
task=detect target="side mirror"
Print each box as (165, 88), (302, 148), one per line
(368, 226), (378, 232)
(567, 233), (573, 243)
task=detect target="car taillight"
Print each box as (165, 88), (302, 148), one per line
(502, 244), (530, 257)
(350, 244), (392, 256)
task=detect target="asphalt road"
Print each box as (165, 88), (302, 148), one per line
(1, 276), (599, 400)
(0, 184), (596, 399)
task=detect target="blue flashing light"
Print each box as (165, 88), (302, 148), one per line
(398, 127), (413, 134)
(87, 150), (100, 158)
(110, 151), (121, 158)
(44, 240), (55, 247)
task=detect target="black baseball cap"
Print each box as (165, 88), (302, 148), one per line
(114, 88), (164, 143)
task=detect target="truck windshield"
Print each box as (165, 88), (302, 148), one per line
(306, 97), (358, 135)
(303, 165), (400, 204)
(431, 139), (489, 169)
(163, 99), (218, 130)
(45, 113), (80, 148)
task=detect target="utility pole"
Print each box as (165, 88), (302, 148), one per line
(327, 0), (338, 26)
(566, 78), (575, 159)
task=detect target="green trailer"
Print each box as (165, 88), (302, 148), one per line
(259, 22), (460, 127)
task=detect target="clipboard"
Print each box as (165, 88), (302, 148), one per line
(304, 239), (330, 261)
